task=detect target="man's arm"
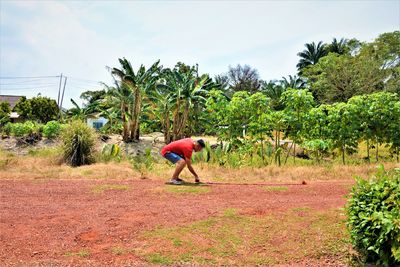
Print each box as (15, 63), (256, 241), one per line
(185, 158), (199, 179)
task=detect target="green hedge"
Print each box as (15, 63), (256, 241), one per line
(347, 166), (400, 266)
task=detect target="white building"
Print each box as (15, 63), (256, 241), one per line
(87, 117), (108, 130)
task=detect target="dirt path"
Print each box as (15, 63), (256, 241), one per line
(0, 178), (353, 266)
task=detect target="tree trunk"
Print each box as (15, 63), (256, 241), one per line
(293, 143), (296, 164)
(375, 137), (379, 162)
(366, 139), (370, 162)
(172, 100), (181, 141)
(130, 88), (141, 142)
(121, 103), (128, 142)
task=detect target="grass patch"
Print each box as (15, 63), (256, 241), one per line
(146, 253), (174, 265)
(262, 186), (288, 192)
(27, 147), (60, 157)
(137, 208), (351, 265)
(164, 185), (210, 194)
(110, 246), (134, 255)
(91, 184), (130, 194)
(0, 158), (17, 170)
(64, 249), (90, 257)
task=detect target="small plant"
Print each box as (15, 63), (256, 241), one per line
(131, 148), (154, 178)
(2, 122), (12, 136)
(43, 120), (62, 139)
(346, 165), (400, 266)
(61, 120), (96, 167)
(101, 143), (121, 162)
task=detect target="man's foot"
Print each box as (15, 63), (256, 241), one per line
(195, 178), (201, 183)
(176, 178), (184, 182)
(169, 179), (183, 185)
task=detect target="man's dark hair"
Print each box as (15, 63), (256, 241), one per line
(197, 139), (206, 148)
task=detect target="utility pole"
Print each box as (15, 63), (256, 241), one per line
(57, 73), (63, 108)
(59, 76), (67, 119)
(60, 76), (67, 109)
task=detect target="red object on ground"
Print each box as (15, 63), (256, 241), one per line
(161, 138), (195, 159)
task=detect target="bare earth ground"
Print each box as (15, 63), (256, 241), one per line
(0, 176), (353, 266)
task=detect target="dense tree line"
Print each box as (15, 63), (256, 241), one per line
(2, 31), (398, 163)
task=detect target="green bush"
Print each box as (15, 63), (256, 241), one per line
(346, 166), (400, 266)
(61, 120), (97, 167)
(11, 121), (40, 137)
(2, 122), (12, 136)
(43, 120), (62, 139)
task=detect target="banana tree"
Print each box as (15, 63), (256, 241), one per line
(111, 58), (162, 142)
(102, 82), (133, 140)
(281, 89), (315, 163)
(159, 68), (211, 142)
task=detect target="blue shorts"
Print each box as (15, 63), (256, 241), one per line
(163, 152), (184, 164)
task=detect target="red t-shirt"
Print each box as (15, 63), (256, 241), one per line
(161, 138), (195, 159)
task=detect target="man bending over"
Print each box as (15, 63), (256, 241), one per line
(161, 138), (205, 185)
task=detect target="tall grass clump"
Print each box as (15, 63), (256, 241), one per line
(346, 166), (400, 266)
(61, 120), (97, 167)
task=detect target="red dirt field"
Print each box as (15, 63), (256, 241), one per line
(0, 178), (353, 266)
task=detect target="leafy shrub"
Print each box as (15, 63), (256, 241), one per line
(61, 120), (97, 167)
(131, 148), (154, 178)
(11, 121), (33, 137)
(2, 122), (13, 136)
(43, 120), (62, 139)
(303, 139), (331, 163)
(346, 166), (400, 266)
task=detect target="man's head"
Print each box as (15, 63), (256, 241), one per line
(194, 139), (206, 152)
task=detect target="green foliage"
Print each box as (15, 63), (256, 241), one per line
(303, 139), (331, 162)
(101, 143), (121, 162)
(303, 31), (399, 104)
(131, 148), (154, 177)
(61, 120), (96, 167)
(42, 120), (62, 139)
(346, 166), (400, 266)
(9, 121), (41, 137)
(0, 101), (11, 126)
(13, 96), (59, 123)
(2, 122), (12, 136)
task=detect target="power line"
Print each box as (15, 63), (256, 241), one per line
(0, 75), (60, 79)
(67, 76), (101, 84)
(0, 82), (59, 87)
(0, 78), (60, 85)
(0, 84), (59, 90)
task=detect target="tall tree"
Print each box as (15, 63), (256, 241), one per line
(111, 58), (162, 142)
(260, 80), (285, 110)
(327, 38), (349, 55)
(225, 64), (261, 96)
(158, 68), (211, 142)
(296, 41), (328, 73)
(80, 89), (107, 105)
(0, 102), (11, 126)
(280, 75), (306, 89)
(303, 32), (399, 104)
(13, 96), (59, 123)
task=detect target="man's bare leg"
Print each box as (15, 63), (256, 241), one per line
(172, 159), (186, 179)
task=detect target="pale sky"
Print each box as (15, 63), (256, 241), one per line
(0, 0), (399, 108)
